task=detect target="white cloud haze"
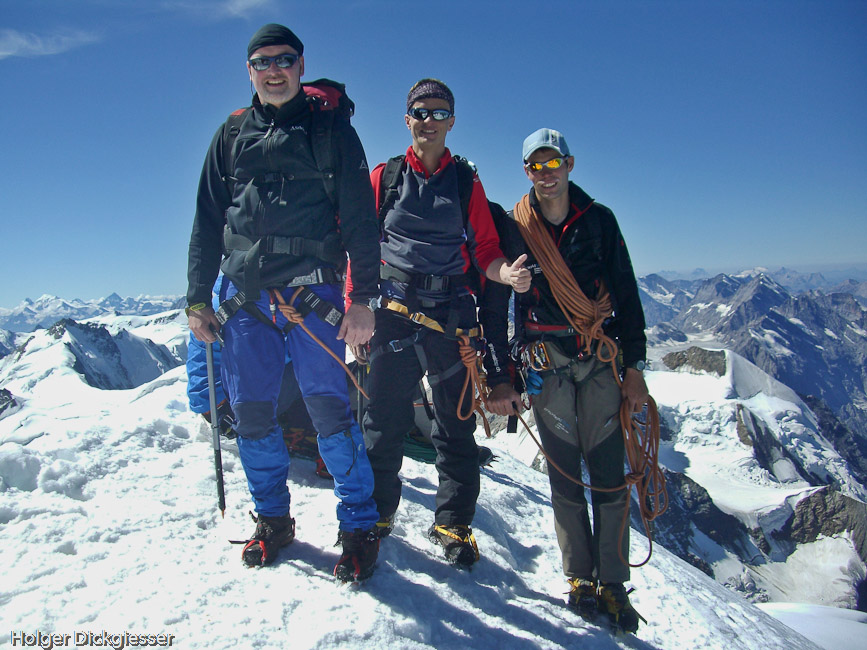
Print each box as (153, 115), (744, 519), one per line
(0, 28), (99, 59)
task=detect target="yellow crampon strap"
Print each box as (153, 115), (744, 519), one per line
(432, 524), (480, 561)
(383, 299), (481, 338)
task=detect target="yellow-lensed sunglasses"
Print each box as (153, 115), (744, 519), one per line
(524, 157), (566, 172)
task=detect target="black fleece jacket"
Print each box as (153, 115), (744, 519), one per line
(504, 182), (647, 368)
(187, 91), (380, 306)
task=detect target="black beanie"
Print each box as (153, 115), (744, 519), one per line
(247, 23), (304, 58)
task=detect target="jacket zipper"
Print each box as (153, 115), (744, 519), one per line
(257, 118), (277, 238)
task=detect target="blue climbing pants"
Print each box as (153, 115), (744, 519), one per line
(219, 280), (378, 531)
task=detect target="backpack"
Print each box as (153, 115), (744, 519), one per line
(220, 78), (354, 210)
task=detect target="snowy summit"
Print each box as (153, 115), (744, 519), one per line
(0, 309), (864, 649)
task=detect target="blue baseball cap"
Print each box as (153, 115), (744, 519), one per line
(522, 128), (570, 162)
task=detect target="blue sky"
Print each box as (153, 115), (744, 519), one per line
(0, 0), (864, 307)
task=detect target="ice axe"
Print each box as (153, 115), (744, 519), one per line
(206, 325), (226, 517)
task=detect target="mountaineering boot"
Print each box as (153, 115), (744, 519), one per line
(428, 524), (479, 569)
(375, 513), (395, 539)
(477, 445), (496, 467)
(567, 577), (599, 620)
(334, 528), (380, 582)
(233, 512), (296, 567)
(597, 582), (645, 634)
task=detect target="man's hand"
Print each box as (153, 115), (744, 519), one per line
(349, 343), (369, 365)
(486, 383), (522, 416)
(621, 367), (649, 414)
(500, 254), (531, 294)
(188, 306), (221, 343)
(338, 302), (375, 347)
(486, 256), (531, 294)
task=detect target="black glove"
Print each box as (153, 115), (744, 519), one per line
(201, 399), (236, 439)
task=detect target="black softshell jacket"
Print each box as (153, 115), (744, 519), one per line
(187, 91), (380, 306)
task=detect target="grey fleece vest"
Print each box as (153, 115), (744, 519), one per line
(380, 161), (466, 276)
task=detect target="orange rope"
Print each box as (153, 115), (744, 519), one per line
(269, 287), (369, 400)
(456, 334), (492, 438)
(514, 195), (618, 365)
(513, 196), (667, 567)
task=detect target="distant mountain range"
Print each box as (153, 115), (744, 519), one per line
(640, 270), (867, 466)
(655, 264), (867, 295)
(0, 293), (185, 333)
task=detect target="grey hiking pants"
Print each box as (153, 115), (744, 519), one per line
(532, 345), (630, 584)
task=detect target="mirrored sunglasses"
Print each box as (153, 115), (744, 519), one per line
(248, 53), (300, 71)
(407, 107), (453, 121)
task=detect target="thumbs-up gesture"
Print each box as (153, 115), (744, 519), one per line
(503, 254), (531, 293)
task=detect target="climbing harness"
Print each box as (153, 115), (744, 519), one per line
(215, 268), (343, 326)
(370, 297), (494, 439)
(267, 287), (369, 400)
(381, 298), (481, 338)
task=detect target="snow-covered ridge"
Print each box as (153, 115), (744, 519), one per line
(0, 311), (187, 394)
(636, 341), (867, 613)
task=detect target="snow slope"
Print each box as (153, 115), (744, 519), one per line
(642, 342), (866, 608)
(0, 313), (858, 649)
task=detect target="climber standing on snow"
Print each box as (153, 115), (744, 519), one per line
(185, 23), (381, 581)
(507, 128), (649, 632)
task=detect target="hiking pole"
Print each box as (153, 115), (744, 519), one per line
(205, 328), (226, 518)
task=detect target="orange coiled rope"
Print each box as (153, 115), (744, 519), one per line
(514, 195), (618, 365)
(513, 195), (667, 567)
(269, 287), (369, 400)
(456, 334), (492, 438)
